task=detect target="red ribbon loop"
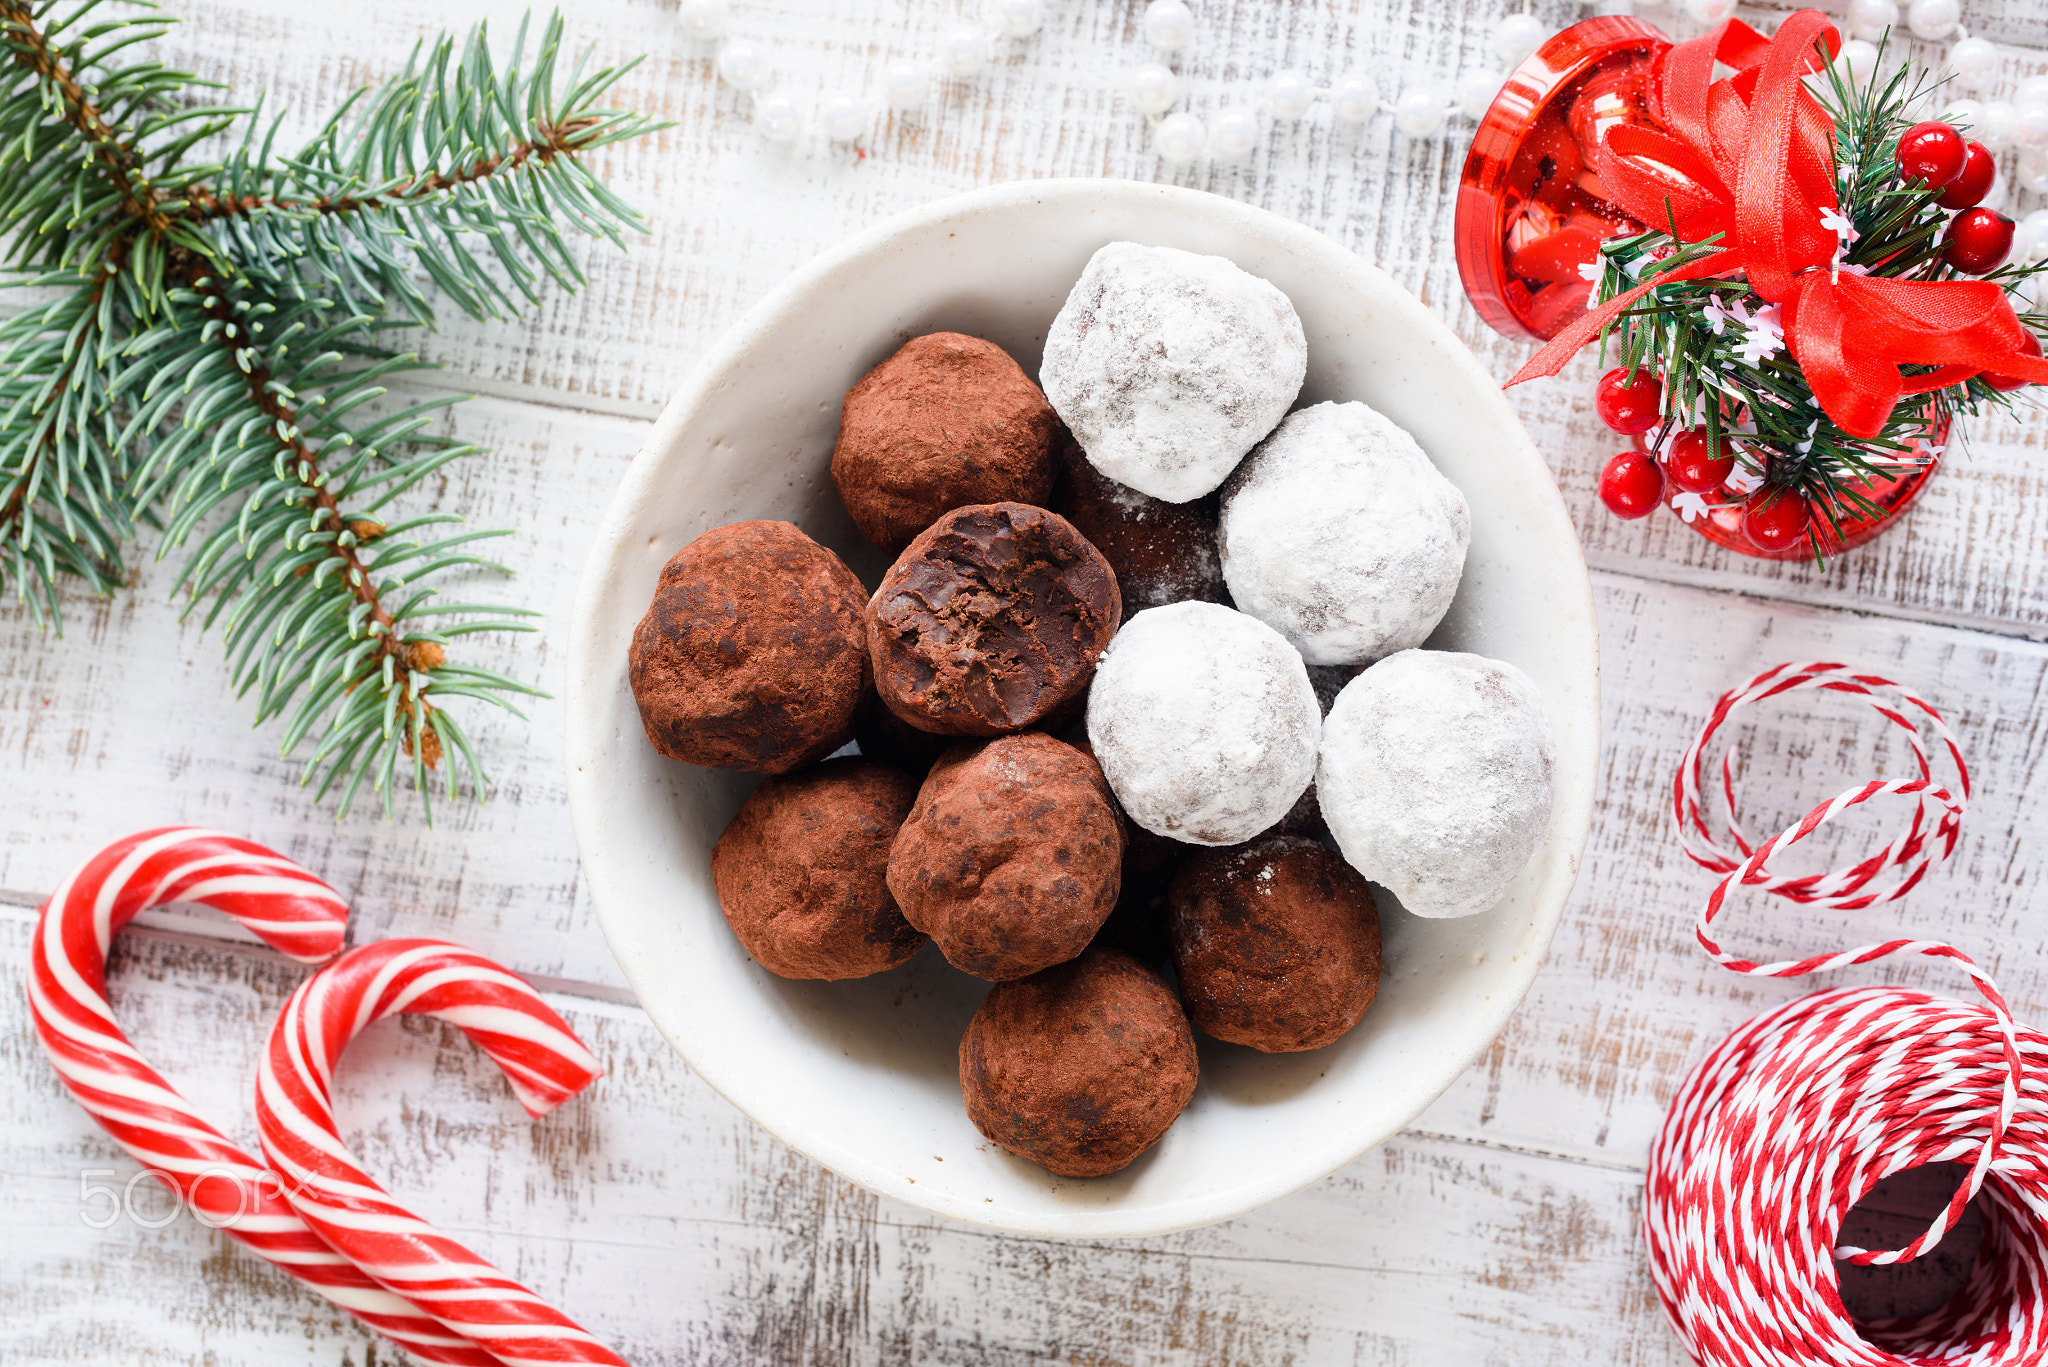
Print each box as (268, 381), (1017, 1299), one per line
(1506, 9), (2048, 436)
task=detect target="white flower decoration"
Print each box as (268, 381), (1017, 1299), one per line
(1725, 459), (1766, 495)
(1671, 490), (1712, 524)
(1734, 302), (1786, 367)
(1578, 257), (1603, 283)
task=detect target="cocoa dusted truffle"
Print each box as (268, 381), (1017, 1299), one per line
(887, 732), (1125, 980)
(629, 520), (869, 773)
(1170, 835), (1382, 1053)
(1048, 430), (1226, 623)
(867, 502), (1120, 737)
(959, 947), (1198, 1177)
(711, 759), (925, 979)
(832, 332), (1060, 555)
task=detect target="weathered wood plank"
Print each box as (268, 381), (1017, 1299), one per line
(0, 913), (1688, 1367)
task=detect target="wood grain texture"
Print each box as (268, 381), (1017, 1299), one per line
(6, 0), (2048, 1362)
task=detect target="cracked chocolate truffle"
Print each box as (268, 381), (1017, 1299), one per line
(1048, 429), (1226, 623)
(629, 520), (869, 773)
(887, 732), (1125, 981)
(866, 502), (1120, 737)
(832, 332), (1060, 555)
(1169, 835), (1382, 1052)
(959, 946), (1198, 1178)
(711, 759), (925, 979)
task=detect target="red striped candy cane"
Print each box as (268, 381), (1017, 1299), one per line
(25, 827), (498, 1365)
(256, 938), (626, 1367)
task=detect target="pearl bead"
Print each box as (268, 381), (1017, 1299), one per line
(2016, 148), (2048, 196)
(2017, 75), (2048, 116)
(1454, 69), (1505, 120)
(1835, 39), (1880, 86)
(1845, 0), (1898, 42)
(1976, 166), (2010, 214)
(883, 60), (929, 109)
(1943, 97), (1984, 131)
(1154, 111), (1205, 163)
(717, 39), (768, 92)
(992, 0), (1045, 38)
(1210, 106), (1261, 161)
(1906, 0), (1959, 41)
(2016, 104), (2048, 150)
(819, 93), (866, 141)
(1945, 36), (1998, 91)
(1590, 0), (1635, 15)
(941, 27), (990, 78)
(1130, 62), (1178, 115)
(1143, 0), (1196, 53)
(1978, 100), (2020, 151)
(1267, 70), (1315, 121)
(678, 0), (729, 41)
(2014, 209), (2048, 265)
(754, 91), (803, 143)
(1393, 83), (1448, 138)
(1683, 0), (1737, 24)
(1492, 13), (1546, 67)
(1331, 73), (1379, 123)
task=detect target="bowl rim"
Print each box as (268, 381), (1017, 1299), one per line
(565, 177), (1600, 1238)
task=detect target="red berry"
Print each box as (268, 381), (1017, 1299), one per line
(1935, 141), (1996, 210)
(1595, 367), (1663, 435)
(1599, 449), (1664, 519)
(1663, 430), (1736, 493)
(1895, 121), (1967, 189)
(1984, 331), (2043, 393)
(1943, 208), (2015, 275)
(1741, 490), (1809, 553)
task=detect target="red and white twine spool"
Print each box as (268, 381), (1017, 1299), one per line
(256, 937), (626, 1367)
(1648, 664), (2048, 1366)
(25, 827), (500, 1365)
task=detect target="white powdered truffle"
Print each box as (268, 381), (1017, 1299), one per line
(1220, 401), (1470, 666)
(1086, 602), (1320, 846)
(1041, 242), (1307, 504)
(1318, 650), (1555, 919)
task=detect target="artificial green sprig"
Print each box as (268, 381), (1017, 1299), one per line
(0, 0), (663, 817)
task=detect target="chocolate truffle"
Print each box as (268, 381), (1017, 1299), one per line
(887, 732), (1125, 981)
(959, 947), (1198, 1177)
(1041, 242), (1306, 503)
(1170, 835), (1382, 1052)
(1220, 401), (1470, 666)
(1048, 430), (1226, 623)
(1086, 601), (1320, 846)
(629, 520), (869, 773)
(867, 502), (1120, 737)
(1091, 824), (1189, 968)
(832, 332), (1060, 555)
(711, 759), (925, 979)
(1319, 650), (1557, 919)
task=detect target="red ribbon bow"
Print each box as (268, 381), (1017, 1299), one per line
(1507, 9), (2048, 437)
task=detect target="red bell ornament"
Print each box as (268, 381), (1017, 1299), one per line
(1599, 449), (1664, 519)
(1935, 141), (1996, 211)
(1894, 121), (1967, 190)
(1943, 208), (2016, 276)
(1595, 366), (1663, 434)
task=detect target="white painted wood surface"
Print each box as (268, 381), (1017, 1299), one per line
(6, 0), (2048, 1362)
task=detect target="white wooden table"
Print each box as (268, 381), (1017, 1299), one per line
(7, 1), (2047, 1362)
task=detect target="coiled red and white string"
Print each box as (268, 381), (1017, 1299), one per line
(256, 937), (627, 1367)
(24, 827), (500, 1365)
(1648, 663), (2048, 1366)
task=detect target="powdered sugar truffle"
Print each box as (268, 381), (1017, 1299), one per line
(1220, 402), (1470, 666)
(1042, 243), (1307, 503)
(1318, 650), (1555, 918)
(1086, 602), (1320, 846)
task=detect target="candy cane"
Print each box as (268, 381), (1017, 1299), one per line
(25, 827), (499, 1365)
(256, 938), (627, 1367)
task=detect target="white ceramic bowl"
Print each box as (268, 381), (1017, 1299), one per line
(566, 180), (1598, 1238)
